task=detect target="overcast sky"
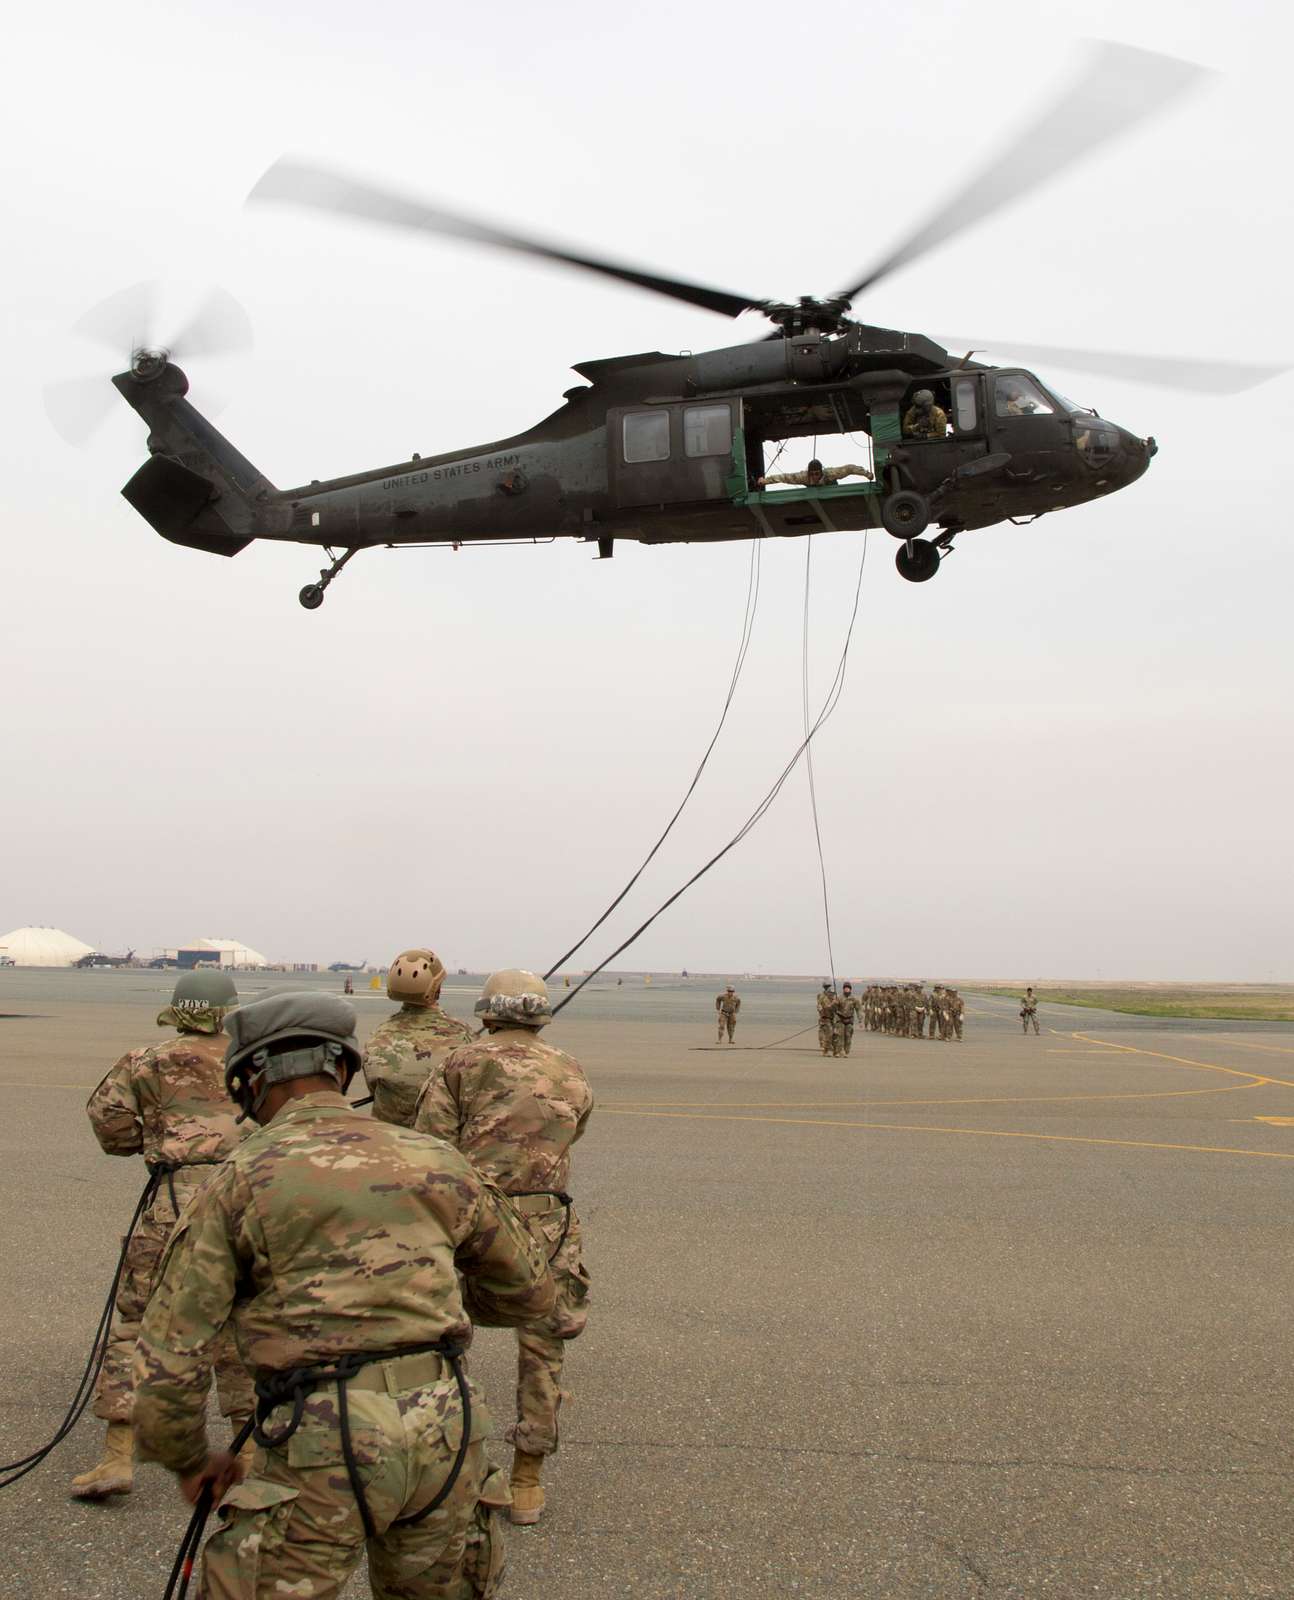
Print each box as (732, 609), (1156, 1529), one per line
(2, 0), (1290, 981)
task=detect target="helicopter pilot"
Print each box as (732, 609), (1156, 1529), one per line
(758, 458), (873, 488)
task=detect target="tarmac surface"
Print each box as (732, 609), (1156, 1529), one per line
(1, 969), (1291, 1598)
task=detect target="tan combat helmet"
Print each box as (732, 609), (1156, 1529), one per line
(387, 948), (447, 1007)
(475, 968), (551, 1029)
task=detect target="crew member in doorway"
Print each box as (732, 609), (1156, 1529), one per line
(715, 984), (741, 1044)
(902, 389), (949, 439)
(758, 458), (873, 488)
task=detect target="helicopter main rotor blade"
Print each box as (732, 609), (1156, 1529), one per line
(939, 337), (1287, 395)
(839, 41), (1210, 303)
(248, 159), (759, 320)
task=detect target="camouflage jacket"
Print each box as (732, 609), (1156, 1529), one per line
(361, 1003), (475, 1128)
(715, 993), (741, 1016)
(816, 990), (836, 1018)
(86, 1024), (242, 1168)
(902, 404), (949, 439)
(134, 1091), (553, 1474)
(835, 994), (861, 1024)
(763, 464), (871, 486)
(413, 1029), (592, 1195)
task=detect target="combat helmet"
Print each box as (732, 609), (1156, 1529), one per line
(172, 970), (238, 1009)
(224, 991), (360, 1120)
(913, 388), (934, 407)
(387, 948), (446, 1007)
(475, 969), (551, 1029)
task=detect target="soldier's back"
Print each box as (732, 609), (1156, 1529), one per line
(362, 1004), (474, 1126)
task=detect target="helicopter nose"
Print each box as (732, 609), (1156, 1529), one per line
(1117, 428), (1155, 484)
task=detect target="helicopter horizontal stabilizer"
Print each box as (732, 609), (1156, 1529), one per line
(121, 456), (251, 557)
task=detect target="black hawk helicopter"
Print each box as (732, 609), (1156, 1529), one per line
(97, 43), (1282, 608)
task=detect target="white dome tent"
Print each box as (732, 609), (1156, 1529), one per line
(0, 926), (95, 967)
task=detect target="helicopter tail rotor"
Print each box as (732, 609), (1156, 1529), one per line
(44, 282), (254, 447)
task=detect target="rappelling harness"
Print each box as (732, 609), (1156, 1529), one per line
(165, 1338), (472, 1600)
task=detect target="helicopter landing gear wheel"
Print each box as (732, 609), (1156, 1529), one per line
(881, 490), (930, 539)
(296, 547), (359, 611)
(895, 538), (940, 583)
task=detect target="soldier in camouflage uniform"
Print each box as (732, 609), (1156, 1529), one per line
(361, 948), (473, 1126)
(816, 981), (838, 1055)
(758, 458), (873, 488)
(70, 970), (253, 1501)
(1021, 987), (1040, 1035)
(414, 970), (592, 1528)
(949, 988), (965, 1041)
(835, 982), (861, 1057)
(928, 986), (944, 1039)
(134, 990), (553, 1600)
(714, 984), (740, 1044)
(902, 389), (949, 439)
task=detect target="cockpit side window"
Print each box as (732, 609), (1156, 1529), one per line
(994, 374), (1054, 418)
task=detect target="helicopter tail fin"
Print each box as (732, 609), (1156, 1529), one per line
(113, 363), (276, 556)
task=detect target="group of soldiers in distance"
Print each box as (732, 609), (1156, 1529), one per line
(814, 980), (965, 1055)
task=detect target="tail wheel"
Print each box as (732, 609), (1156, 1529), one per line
(881, 490), (930, 538)
(298, 584), (325, 609)
(895, 539), (940, 584)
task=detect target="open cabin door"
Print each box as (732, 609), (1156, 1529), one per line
(609, 401), (741, 509)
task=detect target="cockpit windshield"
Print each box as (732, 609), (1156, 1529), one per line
(994, 374), (1054, 417)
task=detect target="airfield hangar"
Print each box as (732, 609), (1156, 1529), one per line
(0, 925), (95, 967)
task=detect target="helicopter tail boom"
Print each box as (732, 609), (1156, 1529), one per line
(113, 362), (275, 557)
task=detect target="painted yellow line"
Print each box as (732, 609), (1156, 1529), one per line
(1070, 1031), (1294, 1091)
(1253, 1116), (1294, 1127)
(603, 1081), (1259, 1110)
(599, 1106), (1294, 1161)
(1180, 1036), (1294, 1058)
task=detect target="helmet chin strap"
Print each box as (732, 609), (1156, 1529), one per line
(237, 1042), (349, 1123)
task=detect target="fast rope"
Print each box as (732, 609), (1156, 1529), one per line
(0, 1165), (163, 1489)
(544, 536), (762, 980)
(801, 536), (837, 988)
(551, 532), (869, 1019)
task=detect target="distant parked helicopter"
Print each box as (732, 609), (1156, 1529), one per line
(68, 43), (1284, 607)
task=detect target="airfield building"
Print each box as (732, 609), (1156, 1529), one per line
(0, 925), (96, 967)
(161, 937), (270, 970)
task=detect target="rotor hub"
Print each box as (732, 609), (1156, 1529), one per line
(130, 346), (170, 382)
(757, 295), (854, 336)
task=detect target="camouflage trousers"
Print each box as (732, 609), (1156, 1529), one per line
(838, 1021), (854, 1057)
(95, 1170), (253, 1424)
(203, 1366), (506, 1599)
(1022, 1011), (1039, 1034)
(716, 1013), (736, 1043)
(817, 1018), (837, 1054)
(506, 1200), (590, 1457)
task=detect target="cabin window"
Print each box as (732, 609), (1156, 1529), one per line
(623, 411), (671, 463)
(953, 378), (978, 432)
(994, 374), (1054, 418)
(683, 404), (732, 459)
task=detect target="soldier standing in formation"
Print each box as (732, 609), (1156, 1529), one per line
(133, 990), (553, 1598)
(1021, 987), (1040, 1034)
(816, 981), (838, 1055)
(835, 982), (861, 1057)
(714, 983), (741, 1044)
(361, 947), (473, 1126)
(415, 969), (593, 1528)
(71, 970), (253, 1501)
(861, 982), (966, 1043)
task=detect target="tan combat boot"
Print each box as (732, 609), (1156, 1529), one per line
(70, 1422), (134, 1499)
(509, 1448), (546, 1525)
